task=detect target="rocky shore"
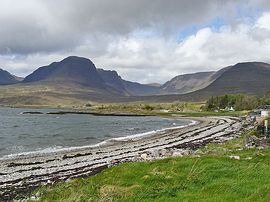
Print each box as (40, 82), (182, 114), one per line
(21, 111), (150, 116)
(0, 116), (252, 201)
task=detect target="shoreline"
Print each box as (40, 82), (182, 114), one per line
(21, 110), (151, 117)
(0, 117), (196, 161)
(0, 116), (252, 201)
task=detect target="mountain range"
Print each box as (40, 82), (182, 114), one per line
(0, 56), (270, 106)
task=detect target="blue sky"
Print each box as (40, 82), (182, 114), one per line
(177, 17), (226, 43)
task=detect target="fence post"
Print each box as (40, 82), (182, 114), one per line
(265, 119), (268, 136)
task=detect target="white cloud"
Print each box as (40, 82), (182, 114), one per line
(1, 1), (270, 84)
(92, 12), (270, 83)
(256, 12), (270, 30)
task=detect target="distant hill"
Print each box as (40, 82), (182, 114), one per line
(117, 62), (270, 103)
(23, 56), (159, 96)
(0, 68), (20, 85)
(122, 80), (159, 96)
(23, 56), (105, 88)
(159, 71), (216, 94)
(0, 56), (162, 106)
(146, 83), (162, 87)
(146, 62), (270, 102)
(97, 69), (160, 96)
(192, 62), (270, 97)
(1, 58), (270, 106)
(97, 69), (128, 95)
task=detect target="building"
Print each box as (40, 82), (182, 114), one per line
(261, 110), (269, 117)
(250, 108), (269, 123)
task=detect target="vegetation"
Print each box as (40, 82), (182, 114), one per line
(86, 91), (270, 116)
(87, 102), (247, 117)
(205, 91), (270, 111)
(260, 91), (270, 106)
(90, 102), (203, 114)
(28, 130), (270, 202)
(205, 94), (259, 111)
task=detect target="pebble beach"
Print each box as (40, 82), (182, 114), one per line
(0, 116), (250, 201)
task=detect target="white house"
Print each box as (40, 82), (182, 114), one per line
(261, 110), (269, 117)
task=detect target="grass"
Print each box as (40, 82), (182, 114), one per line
(90, 102), (204, 113)
(28, 131), (270, 202)
(0, 92), (248, 118)
(155, 111), (248, 117)
(88, 102), (248, 117)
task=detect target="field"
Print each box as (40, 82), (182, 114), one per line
(27, 131), (270, 202)
(89, 102), (248, 117)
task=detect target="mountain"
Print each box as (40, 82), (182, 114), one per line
(119, 62), (270, 103)
(97, 69), (159, 96)
(6, 56), (129, 106)
(147, 62), (270, 102)
(2, 58), (270, 106)
(158, 65), (235, 95)
(122, 80), (159, 95)
(0, 68), (20, 85)
(23, 56), (105, 88)
(97, 69), (129, 95)
(0, 56), (162, 106)
(192, 62), (270, 97)
(146, 83), (162, 87)
(159, 71), (216, 94)
(23, 56), (158, 96)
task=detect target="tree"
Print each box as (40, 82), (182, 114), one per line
(206, 94), (259, 111)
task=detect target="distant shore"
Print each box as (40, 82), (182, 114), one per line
(21, 110), (151, 117)
(0, 115), (251, 201)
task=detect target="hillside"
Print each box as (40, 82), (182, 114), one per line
(0, 57), (128, 107)
(0, 69), (20, 85)
(117, 62), (270, 103)
(159, 71), (216, 94)
(1, 59), (270, 106)
(0, 82), (126, 107)
(122, 80), (159, 96)
(97, 69), (128, 95)
(98, 69), (160, 96)
(189, 62), (270, 98)
(0, 56), (160, 106)
(23, 56), (105, 88)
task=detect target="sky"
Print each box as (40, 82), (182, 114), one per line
(0, 0), (270, 84)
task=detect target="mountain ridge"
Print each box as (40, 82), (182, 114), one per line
(0, 68), (21, 85)
(23, 56), (106, 88)
(160, 71), (216, 94)
(1, 57), (270, 105)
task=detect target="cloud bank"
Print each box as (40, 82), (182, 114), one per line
(0, 0), (270, 83)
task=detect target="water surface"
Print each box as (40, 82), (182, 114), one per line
(0, 107), (191, 158)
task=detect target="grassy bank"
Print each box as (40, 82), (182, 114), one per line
(0, 101), (248, 117)
(88, 102), (248, 117)
(28, 131), (270, 202)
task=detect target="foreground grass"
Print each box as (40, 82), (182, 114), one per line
(29, 133), (270, 202)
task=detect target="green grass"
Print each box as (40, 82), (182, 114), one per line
(156, 111), (248, 117)
(28, 131), (270, 202)
(90, 102), (204, 114)
(89, 102), (248, 117)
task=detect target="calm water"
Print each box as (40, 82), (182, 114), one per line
(0, 107), (191, 158)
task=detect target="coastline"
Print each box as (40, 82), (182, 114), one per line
(0, 116), (251, 201)
(0, 113), (194, 160)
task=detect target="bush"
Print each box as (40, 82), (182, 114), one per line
(205, 94), (259, 111)
(143, 104), (154, 111)
(85, 103), (93, 107)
